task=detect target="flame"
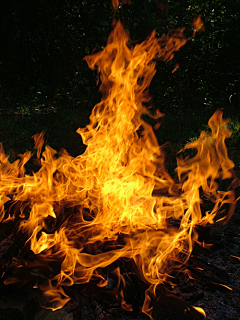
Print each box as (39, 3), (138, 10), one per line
(192, 15), (205, 37)
(193, 307), (206, 317)
(112, 0), (119, 10)
(172, 63), (179, 73)
(32, 131), (45, 159)
(230, 255), (240, 262)
(0, 17), (236, 319)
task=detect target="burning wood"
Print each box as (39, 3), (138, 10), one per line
(0, 5), (238, 320)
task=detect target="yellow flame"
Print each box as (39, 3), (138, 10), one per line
(0, 18), (236, 318)
(192, 306), (206, 317)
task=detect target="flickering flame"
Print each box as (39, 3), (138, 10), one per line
(193, 307), (206, 317)
(192, 15), (205, 37)
(0, 16), (236, 319)
(172, 63), (180, 73)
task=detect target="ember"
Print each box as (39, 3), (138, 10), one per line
(0, 3), (238, 320)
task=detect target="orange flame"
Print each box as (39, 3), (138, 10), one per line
(0, 19), (236, 318)
(111, 0), (131, 9)
(172, 63), (179, 73)
(192, 15), (205, 37)
(32, 131), (45, 159)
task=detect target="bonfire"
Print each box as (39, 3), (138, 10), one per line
(0, 2), (238, 319)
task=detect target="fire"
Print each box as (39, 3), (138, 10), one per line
(0, 14), (236, 320)
(192, 15), (205, 36)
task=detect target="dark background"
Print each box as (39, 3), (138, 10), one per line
(0, 0), (239, 167)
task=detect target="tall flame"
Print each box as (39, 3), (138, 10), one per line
(0, 18), (236, 318)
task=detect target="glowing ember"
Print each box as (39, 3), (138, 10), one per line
(0, 12), (236, 320)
